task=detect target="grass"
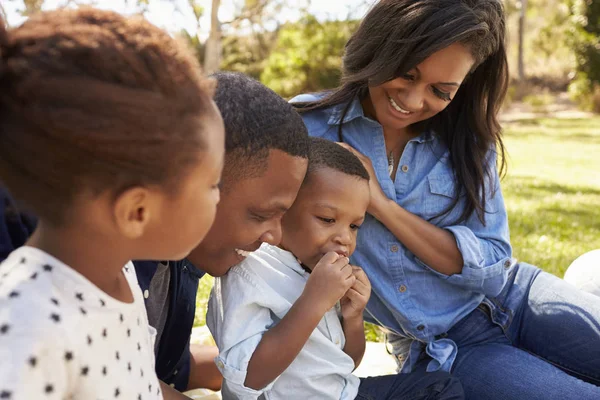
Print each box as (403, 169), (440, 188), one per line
(503, 117), (600, 276)
(194, 116), (600, 336)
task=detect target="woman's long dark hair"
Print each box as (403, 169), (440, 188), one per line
(294, 0), (508, 225)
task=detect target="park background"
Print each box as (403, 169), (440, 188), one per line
(3, 0), (599, 342)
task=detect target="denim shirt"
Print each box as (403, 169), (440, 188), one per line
(135, 259), (205, 391)
(291, 94), (514, 372)
(0, 186), (203, 391)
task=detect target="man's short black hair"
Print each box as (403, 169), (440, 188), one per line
(307, 137), (370, 182)
(211, 72), (310, 186)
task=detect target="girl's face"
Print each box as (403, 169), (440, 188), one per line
(143, 104), (225, 261)
(365, 42), (475, 133)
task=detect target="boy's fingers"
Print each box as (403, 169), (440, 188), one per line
(352, 278), (370, 295)
(344, 288), (364, 303)
(323, 251), (341, 263)
(332, 256), (350, 269)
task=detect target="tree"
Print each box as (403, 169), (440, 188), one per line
(568, 0), (600, 111)
(517, 0), (528, 81)
(204, 0), (222, 74)
(260, 15), (358, 98)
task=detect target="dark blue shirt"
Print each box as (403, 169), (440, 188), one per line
(0, 186), (204, 391)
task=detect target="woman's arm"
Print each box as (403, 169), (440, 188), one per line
(371, 198), (464, 275)
(338, 143), (512, 292)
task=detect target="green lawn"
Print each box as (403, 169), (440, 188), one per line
(195, 116), (600, 328)
(503, 117), (600, 276)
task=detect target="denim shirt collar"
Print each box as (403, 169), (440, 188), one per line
(326, 96), (435, 144)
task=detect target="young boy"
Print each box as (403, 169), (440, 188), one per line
(207, 138), (464, 399)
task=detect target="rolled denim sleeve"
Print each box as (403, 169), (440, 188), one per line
(424, 152), (512, 297)
(207, 266), (282, 399)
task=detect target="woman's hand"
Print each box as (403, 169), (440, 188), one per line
(336, 142), (390, 219)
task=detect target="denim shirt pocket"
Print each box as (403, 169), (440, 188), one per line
(422, 173), (459, 222)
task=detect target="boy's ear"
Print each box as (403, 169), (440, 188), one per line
(112, 187), (154, 239)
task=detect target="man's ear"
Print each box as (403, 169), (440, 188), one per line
(112, 187), (154, 239)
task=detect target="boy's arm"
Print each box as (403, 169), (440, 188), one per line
(244, 252), (355, 390)
(340, 266), (371, 369)
(342, 315), (366, 369)
(244, 293), (326, 390)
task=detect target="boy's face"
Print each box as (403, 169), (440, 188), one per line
(187, 149), (308, 276)
(280, 167), (370, 270)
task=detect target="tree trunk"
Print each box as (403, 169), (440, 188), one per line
(204, 0), (222, 75)
(517, 0), (527, 81)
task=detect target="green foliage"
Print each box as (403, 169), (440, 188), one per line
(260, 15), (358, 98)
(522, 91), (554, 113)
(567, 0), (600, 111)
(219, 31), (278, 80)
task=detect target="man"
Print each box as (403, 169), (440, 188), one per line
(119, 72), (310, 391)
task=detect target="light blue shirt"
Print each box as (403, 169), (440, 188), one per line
(291, 93), (514, 373)
(207, 244), (360, 400)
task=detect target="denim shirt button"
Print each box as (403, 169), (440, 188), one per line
(417, 325), (425, 331)
(390, 245), (399, 253)
(399, 285), (407, 293)
(401, 165), (409, 173)
(504, 260), (511, 269)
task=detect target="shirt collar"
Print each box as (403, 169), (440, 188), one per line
(326, 97), (436, 144)
(260, 244), (307, 277)
(327, 96), (367, 125)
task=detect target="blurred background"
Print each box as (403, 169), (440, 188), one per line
(3, 0), (599, 340)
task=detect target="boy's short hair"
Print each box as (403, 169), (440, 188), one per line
(307, 137), (370, 181)
(211, 72), (310, 188)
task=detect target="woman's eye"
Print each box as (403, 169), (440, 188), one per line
(433, 87), (452, 101)
(402, 73), (415, 81)
(317, 217), (335, 224)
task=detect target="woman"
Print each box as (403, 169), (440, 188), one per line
(292, 1), (600, 399)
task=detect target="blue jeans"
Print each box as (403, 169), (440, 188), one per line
(445, 262), (600, 399)
(357, 365), (464, 400)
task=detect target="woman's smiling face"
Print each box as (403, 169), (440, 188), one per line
(365, 42), (475, 131)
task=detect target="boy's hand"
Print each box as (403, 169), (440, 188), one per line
(302, 252), (356, 314)
(340, 266), (371, 321)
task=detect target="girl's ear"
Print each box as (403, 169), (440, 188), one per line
(112, 187), (154, 239)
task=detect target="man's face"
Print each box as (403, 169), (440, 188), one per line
(187, 149), (307, 276)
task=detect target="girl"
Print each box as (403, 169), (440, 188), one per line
(293, 0), (600, 399)
(0, 8), (224, 399)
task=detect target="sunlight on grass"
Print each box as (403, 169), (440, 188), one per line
(195, 117), (600, 335)
(503, 117), (600, 276)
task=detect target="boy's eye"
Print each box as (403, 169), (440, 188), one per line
(350, 224), (362, 231)
(250, 212), (269, 222)
(317, 217), (335, 224)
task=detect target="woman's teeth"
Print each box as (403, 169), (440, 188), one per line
(388, 96), (411, 114)
(235, 249), (251, 257)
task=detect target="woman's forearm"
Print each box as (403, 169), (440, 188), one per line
(372, 198), (463, 275)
